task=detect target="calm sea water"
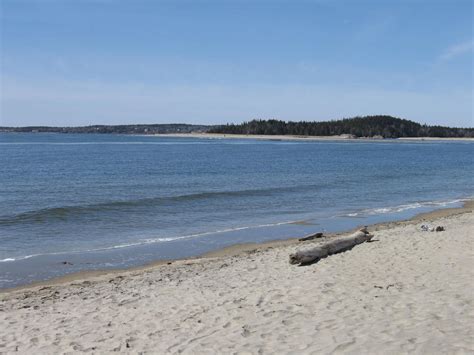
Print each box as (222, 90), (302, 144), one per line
(0, 133), (473, 288)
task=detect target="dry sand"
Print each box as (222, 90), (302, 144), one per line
(151, 132), (474, 142)
(1, 206), (473, 354)
(151, 133), (361, 141)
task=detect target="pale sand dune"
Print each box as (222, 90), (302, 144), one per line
(1, 211), (473, 354)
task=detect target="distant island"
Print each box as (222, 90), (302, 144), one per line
(0, 123), (210, 135)
(1, 115), (473, 138)
(209, 116), (474, 138)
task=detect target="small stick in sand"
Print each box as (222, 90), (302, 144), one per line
(298, 232), (324, 241)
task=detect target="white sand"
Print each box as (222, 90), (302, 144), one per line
(1, 211), (473, 354)
(151, 133), (361, 141)
(150, 132), (474, 142)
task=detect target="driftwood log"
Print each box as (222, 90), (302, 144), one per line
(289, 228), (374, 265)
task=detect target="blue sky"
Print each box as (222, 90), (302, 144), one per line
(1, 0), (472, 127)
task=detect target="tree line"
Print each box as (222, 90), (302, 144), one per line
(0, 124), (211, 134)
(208, 116), (474, 138)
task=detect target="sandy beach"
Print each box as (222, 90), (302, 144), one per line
(151, 132), (474, 142)
(1, 203), (473, 354)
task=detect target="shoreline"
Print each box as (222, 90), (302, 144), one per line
(2, 131), (473, 141)
(150, 132), (474, 142)
(1, 199), (473, 353)
(2, 199), (472, 296)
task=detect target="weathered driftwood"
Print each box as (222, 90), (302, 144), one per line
(298, 232), (324, 241)
(289, 229), (374, 265)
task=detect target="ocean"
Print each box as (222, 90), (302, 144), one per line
(0, 133), (472, 288)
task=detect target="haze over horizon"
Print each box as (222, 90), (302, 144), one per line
(1, 0), (473, 127)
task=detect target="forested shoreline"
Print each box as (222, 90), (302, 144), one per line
(209, 116), (474, 138)
(1, 116), (473, 138)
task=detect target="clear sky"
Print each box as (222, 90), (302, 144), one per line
(1, 0), (473, 127)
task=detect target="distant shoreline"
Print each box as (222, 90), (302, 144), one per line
(150, 132), (474, 142)
(2, 115), (473, 139)
(2, 131), (473, 141)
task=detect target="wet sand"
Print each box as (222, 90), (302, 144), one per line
(3, 201), (472, 295)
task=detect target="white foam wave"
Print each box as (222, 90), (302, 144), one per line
(344, 198), (469, 218)
(0, 220), (298, 263)
(130, 221), (298, 246)
(0, 255), (35, 263)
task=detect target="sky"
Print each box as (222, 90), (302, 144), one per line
(0, 0), (473, 127)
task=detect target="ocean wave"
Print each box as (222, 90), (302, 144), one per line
(0, 185), (327, 226)
(1, 197), (470, 263)
(342, 198), (469, 218)
(0, 219), (298, 263)
(0, 255), (36, 263)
